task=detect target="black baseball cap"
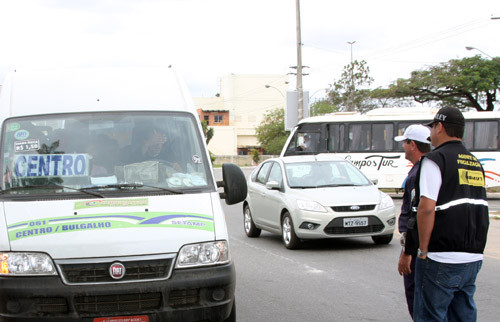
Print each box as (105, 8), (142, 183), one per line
(425, 107), (465, 127)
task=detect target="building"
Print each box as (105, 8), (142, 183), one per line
(194, 74), (289, 156)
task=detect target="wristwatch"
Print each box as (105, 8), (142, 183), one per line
(417, 248), (428, 258)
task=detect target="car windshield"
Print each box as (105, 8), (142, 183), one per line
(285, 160), (371, 188)
(1, 112), (213, 196)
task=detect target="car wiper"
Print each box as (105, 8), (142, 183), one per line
(81, 183), (183, 194)
(290, 186), (317, 189)
(316, 183), (357, 187)
(1, 184), (105, 198)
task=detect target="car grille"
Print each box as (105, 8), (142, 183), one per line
(331, 205), (376, 212)
(324, 215), (384, 235)
(75, 292), (161, 314)
(56, 254), (176, 285)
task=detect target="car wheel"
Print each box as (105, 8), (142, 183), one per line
(281, 212), (301, 249)
(372, 233), (393, 245)
(243, 205), (261, 237)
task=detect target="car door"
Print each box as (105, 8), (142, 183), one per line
(247, 161), (272, 226)
(260, 162), (285, 230)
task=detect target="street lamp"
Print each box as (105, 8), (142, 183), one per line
(264, 85), (284, 97)
(465, 46), (493, 59)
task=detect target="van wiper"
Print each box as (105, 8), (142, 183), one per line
(81, 183), (183, 194)
(1, 184), (105, 198)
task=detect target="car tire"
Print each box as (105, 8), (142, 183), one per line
(281, 212), (301, 249)
(243, 205), (261, 237)
(371, 233), (393, 245)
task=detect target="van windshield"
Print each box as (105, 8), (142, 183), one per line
(1, 112), (213, 195)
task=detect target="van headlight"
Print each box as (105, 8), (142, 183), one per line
(176, 241), (230, 268)
(0, 252), (57, 276)
(380, 193), (394, 210)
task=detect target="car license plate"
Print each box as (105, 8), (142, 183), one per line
(343, 217), (368, 227)
(94, 316), (149, 322)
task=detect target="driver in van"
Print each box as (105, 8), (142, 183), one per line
(122, 125), (181, 171)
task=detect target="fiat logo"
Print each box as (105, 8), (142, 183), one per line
(350, 205), (360, 211)
(109, 262), (126, 280)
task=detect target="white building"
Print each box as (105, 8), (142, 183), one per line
(194, 74), (289, 155)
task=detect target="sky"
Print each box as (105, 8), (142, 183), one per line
(0, 0), (499, 100)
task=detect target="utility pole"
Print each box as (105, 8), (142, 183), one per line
(347, 41), (356, 111)
(296, 0), (304, 120)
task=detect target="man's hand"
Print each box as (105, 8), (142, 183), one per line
(398, 251), (412, 276)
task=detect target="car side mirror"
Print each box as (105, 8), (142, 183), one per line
(265, 181), (281, 190)
(217, 163), (248, 205)
(371, 178), (379, 185)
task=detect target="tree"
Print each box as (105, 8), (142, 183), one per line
(310, 98), (339, 116)
(201, 120), (214, 144)
(327, 60), (375, 113)
(255, 108), (289, 155)
(378, 56), (500, 111)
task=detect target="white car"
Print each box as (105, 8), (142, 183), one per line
(243, 154), (396, 249)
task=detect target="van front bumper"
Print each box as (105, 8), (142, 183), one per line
(0, 262), (235, 322)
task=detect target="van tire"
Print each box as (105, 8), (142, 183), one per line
(243, 205), (261, 237)
(223, 300), (236, 322)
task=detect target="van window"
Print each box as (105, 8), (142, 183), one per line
(1, 112), (213, 195)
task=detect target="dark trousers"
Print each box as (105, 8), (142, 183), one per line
(403, 255), (416, 319)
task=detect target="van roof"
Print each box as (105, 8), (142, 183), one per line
(0, 67), (195, 119)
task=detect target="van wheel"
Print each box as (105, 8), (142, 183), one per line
(223, 300), (236, 322)
(372, 234), (393, 245)
(282, 212), (301, 249)
(243, 205), (261, 237)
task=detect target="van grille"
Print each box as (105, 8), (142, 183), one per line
(56, 254), (176, 285)
(75, 292), (161, 314)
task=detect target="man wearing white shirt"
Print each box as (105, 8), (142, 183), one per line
(413, 107), (489, 322)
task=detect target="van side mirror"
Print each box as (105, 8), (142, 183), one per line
(217, 163), (247, 205)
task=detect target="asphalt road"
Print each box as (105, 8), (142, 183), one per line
(215, 167), (500, 322)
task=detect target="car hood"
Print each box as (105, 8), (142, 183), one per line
(3, 194), (216, 259)
(292, 185), (381, 206)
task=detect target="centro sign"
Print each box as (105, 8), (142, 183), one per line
(109, 262), (126, 280)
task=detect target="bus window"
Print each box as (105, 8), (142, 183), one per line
(372, 123), (394, 151)
(463, 121), (473, 149)
(349, 124), (371, 151)
(327, 124), (345, 152)
(474, 121), (498, 150)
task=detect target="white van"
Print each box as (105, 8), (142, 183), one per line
(0, 68), (246, 322)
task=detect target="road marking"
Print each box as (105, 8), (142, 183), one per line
(230, 235), (326, 275)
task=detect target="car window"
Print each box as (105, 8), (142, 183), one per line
(256, 162), (272, 184)
(267, 163), (283, 185)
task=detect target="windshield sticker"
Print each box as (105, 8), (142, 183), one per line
(14, 129), (30, 140)
(7, 123), (21, 132)
(15, 139), (40, 152)
(13, 154), (89, 178)
(74, 198), (149, 210)
(7, 212), (215, 241)
(192, 155), (202, 164)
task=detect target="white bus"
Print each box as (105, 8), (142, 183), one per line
(281, 107), (500, 190)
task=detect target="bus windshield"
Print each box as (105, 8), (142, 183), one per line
(1, 112), (213, 195)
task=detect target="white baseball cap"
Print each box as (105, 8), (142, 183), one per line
(394, 124), (431, 144)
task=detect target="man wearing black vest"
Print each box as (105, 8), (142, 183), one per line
(412, 107), (489, 321)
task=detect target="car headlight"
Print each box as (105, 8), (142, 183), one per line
(176, 241), (230, 268)
(0, 252), (57, 276)
(296, 199), (327, 212)
(379, 193), (394, 210)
